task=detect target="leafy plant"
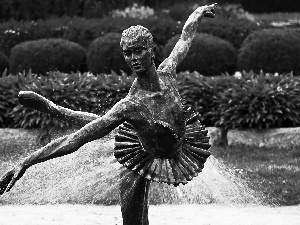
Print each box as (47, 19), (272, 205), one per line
(0, 71), (133, 128)
(2, 70), (300, 130)
(212, 72), (300, 129)
(177, 72), (242, 126)
(178, 71), (300, 130)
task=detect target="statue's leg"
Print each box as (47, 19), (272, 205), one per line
(120, 169), (151, 225)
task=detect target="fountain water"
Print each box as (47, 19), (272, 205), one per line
(0, 134), (271, 206)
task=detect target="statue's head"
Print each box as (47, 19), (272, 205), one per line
(120, 25), (155, 74)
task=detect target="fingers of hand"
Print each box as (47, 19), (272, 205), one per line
(204, 4), (217, 18)
(0, 171), (14, 195)
(6, 177), (17, 192)
(5, 170), (20, 192)
(0, 166), (25, 194)
(209, 3), (218, 9)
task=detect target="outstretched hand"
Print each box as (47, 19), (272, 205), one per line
(197, 3), (217, 18)
(0, 164), (26, 195)
(18, 91), (54, 113)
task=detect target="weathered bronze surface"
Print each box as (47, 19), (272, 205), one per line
(0, 4), (217, 224)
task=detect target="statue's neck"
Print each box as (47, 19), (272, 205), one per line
(136, 64), (161, 92)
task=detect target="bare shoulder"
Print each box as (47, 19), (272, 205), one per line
(157, 57), (177, 77)
(106, 97), (139, 120)
(157, 68), (177, 86)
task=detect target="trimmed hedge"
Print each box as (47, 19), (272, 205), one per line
(0, 17), (181, 57)
(238, 29), (300, 75)
(0, 51), (8, 75)
(0, 19), (65, 56)
(162, 33), (237, 75)
(87, 33), (129, 75)
(0, 16), (258, 58)
(197, 19), (260, 49)
(9, 38), (87, 75)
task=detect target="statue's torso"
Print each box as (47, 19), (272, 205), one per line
(125, 73), (185, 158)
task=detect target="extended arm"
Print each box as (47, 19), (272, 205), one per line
(19, 91), (100, 127)
(158, 3), (217, 75)
(0, 99), (131, 194)
(22, 98), (130, 167)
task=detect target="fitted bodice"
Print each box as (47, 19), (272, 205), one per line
(126, 74), (186, 158)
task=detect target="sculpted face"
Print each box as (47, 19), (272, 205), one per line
(122, 40), (153, 74)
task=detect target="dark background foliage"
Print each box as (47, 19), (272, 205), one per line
(238, 29), (300, 75)
(178, 71), (300, 130)
(0, 51), (8, 75)
(9, 38), (87, 75)
(0, 0), (300, 130)
(0, 16), (182, 57)
(240, 0), (300, 13)
(1, 71), (300, 130)
(87, 33), (129, 75)
(1, 0), (300, 22)
(0, 0), (214, 22)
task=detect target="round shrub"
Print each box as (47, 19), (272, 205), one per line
(162, 33), (237, 75)
(0, 51), (8, 75)
(238, 29), (300, 75)
(10, 38), (87, 74)
(169, 3), (194, 22)
(198, 19), (260, 49)
(87, 32), (129, 74)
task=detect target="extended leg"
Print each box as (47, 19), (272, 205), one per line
(120, 169), (151, 225)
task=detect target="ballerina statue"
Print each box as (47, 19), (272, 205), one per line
(0, 3), (217, 225)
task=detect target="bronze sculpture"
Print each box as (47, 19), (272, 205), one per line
(0, 4), (217, 225)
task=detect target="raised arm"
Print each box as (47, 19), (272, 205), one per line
(0, 98), (133, 194)
(158, 3), (217, 75)
(18, 91), (100, 127)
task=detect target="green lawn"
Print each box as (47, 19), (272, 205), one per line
(1, 131), (300, 206)
(211, 145), (300, 206)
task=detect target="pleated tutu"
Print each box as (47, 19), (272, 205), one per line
(114, 109), (211, 186)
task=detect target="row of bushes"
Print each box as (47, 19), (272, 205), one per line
(1, 70), (300, 130)
(0, 16), (259, 56)
(1, 28), (300, 76)
(0, 33), (237, 76)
